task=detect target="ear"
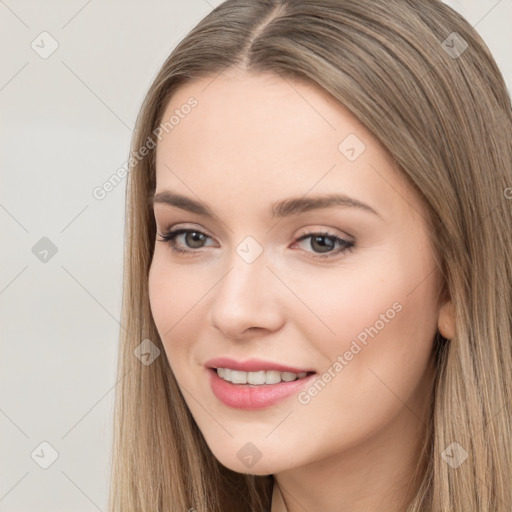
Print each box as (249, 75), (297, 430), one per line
(437, 300), (455, 340)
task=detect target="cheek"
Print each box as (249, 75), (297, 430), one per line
(148, 254), (208, 332)
(282, 277), (437, 458)
(286, 247), (439, 397)
(147, 258), (196, 360)
(148, 255), (217, 377)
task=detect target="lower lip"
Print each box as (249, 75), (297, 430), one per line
(208, 368), (317, 410)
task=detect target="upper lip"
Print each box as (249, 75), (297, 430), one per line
(205, 357), (315, 374)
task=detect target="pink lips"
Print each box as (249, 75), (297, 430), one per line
(205, 357), (316, 410)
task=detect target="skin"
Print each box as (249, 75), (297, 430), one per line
(148, 67), (455, 512)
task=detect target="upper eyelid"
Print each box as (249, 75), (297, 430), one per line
(159, 226), (352, 246)
(157, 223), (216, 241)
(157, 222), (351, 237)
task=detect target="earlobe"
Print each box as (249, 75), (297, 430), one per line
(437, 300), (455, 340)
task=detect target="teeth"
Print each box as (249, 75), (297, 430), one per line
(216, 367), (309, 385)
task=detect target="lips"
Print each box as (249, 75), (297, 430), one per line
(205, 357), (315, 374)
(207, 367), (317, 409)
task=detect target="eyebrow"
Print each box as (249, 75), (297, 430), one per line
(151, 190), (381, 219)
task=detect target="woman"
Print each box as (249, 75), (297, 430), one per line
(109, 1), (512, 510)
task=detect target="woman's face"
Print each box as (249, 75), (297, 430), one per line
(148, 68), (453, 476)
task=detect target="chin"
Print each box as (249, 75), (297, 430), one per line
(211, 449), (290, 476)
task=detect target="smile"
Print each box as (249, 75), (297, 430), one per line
(208, 367), (317, 409)
(215, 367), (311, 385)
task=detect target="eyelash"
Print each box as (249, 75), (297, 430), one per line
(156, 227), (355, 260)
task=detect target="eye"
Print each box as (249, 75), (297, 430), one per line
(156, 227), (355, 260)
(291, 231), (355, 260)
(156, 227), (215, 255)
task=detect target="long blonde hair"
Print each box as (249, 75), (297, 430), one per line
(108, 1), (512, 510)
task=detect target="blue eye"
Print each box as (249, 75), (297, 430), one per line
(156, 228), (355, 260)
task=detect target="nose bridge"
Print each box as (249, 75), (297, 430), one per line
(219, 234), (270, 298)
(216, 247), (270, 310)
(209, 242), (283, 336)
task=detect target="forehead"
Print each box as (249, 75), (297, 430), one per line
(154, 68), (423, 221)
(158, 68), (376, 158)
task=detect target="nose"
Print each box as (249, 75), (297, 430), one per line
(208, 253), (285, 340)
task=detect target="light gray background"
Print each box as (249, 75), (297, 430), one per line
(0, 1), (510, 510)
